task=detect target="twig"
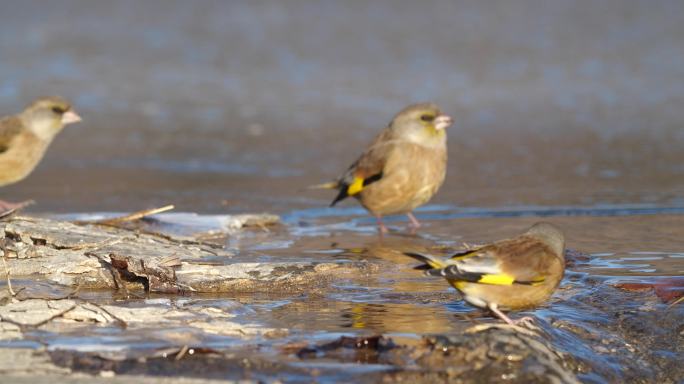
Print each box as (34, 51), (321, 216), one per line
(0, 208), (19, 221)
(0, 201), (34, 221)
(175, 345), (190, 360)
(142, 228), (225, 249)
(86, 302), (128, 329)
(255, 223), (271, 233)
(175, 281), (197, 293)
(30, 304), (78, 328)
(66, 283), (83, 299)
(668, 295), (684, 309)
(74, 206), (225, 252)
(1, 242), (15, 296)
(75, 205), (175, 226)
(66, 237), (124, 251)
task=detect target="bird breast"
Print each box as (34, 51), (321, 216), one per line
(0, 132), (50, 186)
(359, 142), (447, 215)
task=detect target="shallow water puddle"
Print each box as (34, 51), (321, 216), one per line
(1, 206), (683, 382)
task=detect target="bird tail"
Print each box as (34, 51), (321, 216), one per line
(405, 252), (483, 282)
(403, 252), (448, 270)
(305, 180), (353, 207)
(306, 181), (339, 190)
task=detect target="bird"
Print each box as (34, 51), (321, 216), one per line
(0, 96), (82, 212)
(310, 103), (452, 233)
(404, 222), (566, 325)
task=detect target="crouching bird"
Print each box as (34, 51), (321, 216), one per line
(0, 97), (82, 211)
(311, 103), (452, 233)
(405, 222), (565, 325)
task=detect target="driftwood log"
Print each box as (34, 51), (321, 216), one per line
(0, 216), (373, 293)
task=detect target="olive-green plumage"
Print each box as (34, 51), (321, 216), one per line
(405, 222), (566, 325)
(311, 103), (452, 233)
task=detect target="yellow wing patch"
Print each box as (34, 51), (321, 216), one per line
(477, 274), (515, 285)
(453, 281), (468, 290)
(347, 177), (365, 196)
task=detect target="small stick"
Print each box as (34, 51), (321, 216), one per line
(87, 302), (128, 329)
(0, 200), (34, 221)
(175, 345), (190, 361)
(1, 241), (15, 296)
(66, 283), (83, 299)
(0, 208), (19, 221)
(76, 205), (175, 226)
(2, 255), (15, 297)
(668, 295), (684, 309)
(31, 304), (77, 328)
(65, 237), (125, 251)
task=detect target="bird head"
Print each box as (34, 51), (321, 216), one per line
(20, 96), (82, 141)
(526, 222), (566, 259)
(389, 103), (452, 146)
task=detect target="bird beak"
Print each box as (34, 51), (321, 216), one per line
(434, 114), (453, 130)
(61, 110), (82, 125)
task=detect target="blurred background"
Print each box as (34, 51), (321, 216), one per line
(1, 0), (683, 214)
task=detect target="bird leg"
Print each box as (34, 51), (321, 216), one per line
(488, 303), (515, 325)
(407, 212), (421, 229)
(0, 199), (33, 213)
(375, 215), (388, 234)
(487, 303), (535, 326)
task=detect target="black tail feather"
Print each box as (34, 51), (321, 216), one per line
(404, 252), (439, 272)
(330, 186), (349, 207)
(403, 252), (431, 263)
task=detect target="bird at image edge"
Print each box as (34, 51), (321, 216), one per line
(0, 97), (82, 212)
(310, 103), (452, 233)
(405, 222), (566, 325)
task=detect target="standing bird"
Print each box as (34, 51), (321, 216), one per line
(0, 97), (82, 211)
(312, 103), (452, 233)
(405, 222), (565, 325)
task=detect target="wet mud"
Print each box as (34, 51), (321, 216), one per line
(0, 211), (682, 383)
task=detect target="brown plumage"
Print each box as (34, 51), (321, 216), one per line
(313, 103), (452, 233)
(405, 222), (566, 325)
(0, 97), (81, 211)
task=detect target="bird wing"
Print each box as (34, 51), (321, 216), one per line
(330, 128), (394, 206)
(0, 116), (23, 154)
(426, 237), (550, 286)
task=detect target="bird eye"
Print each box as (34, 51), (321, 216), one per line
(52, 106), (65, 114)
(420, 114), (435, 122)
